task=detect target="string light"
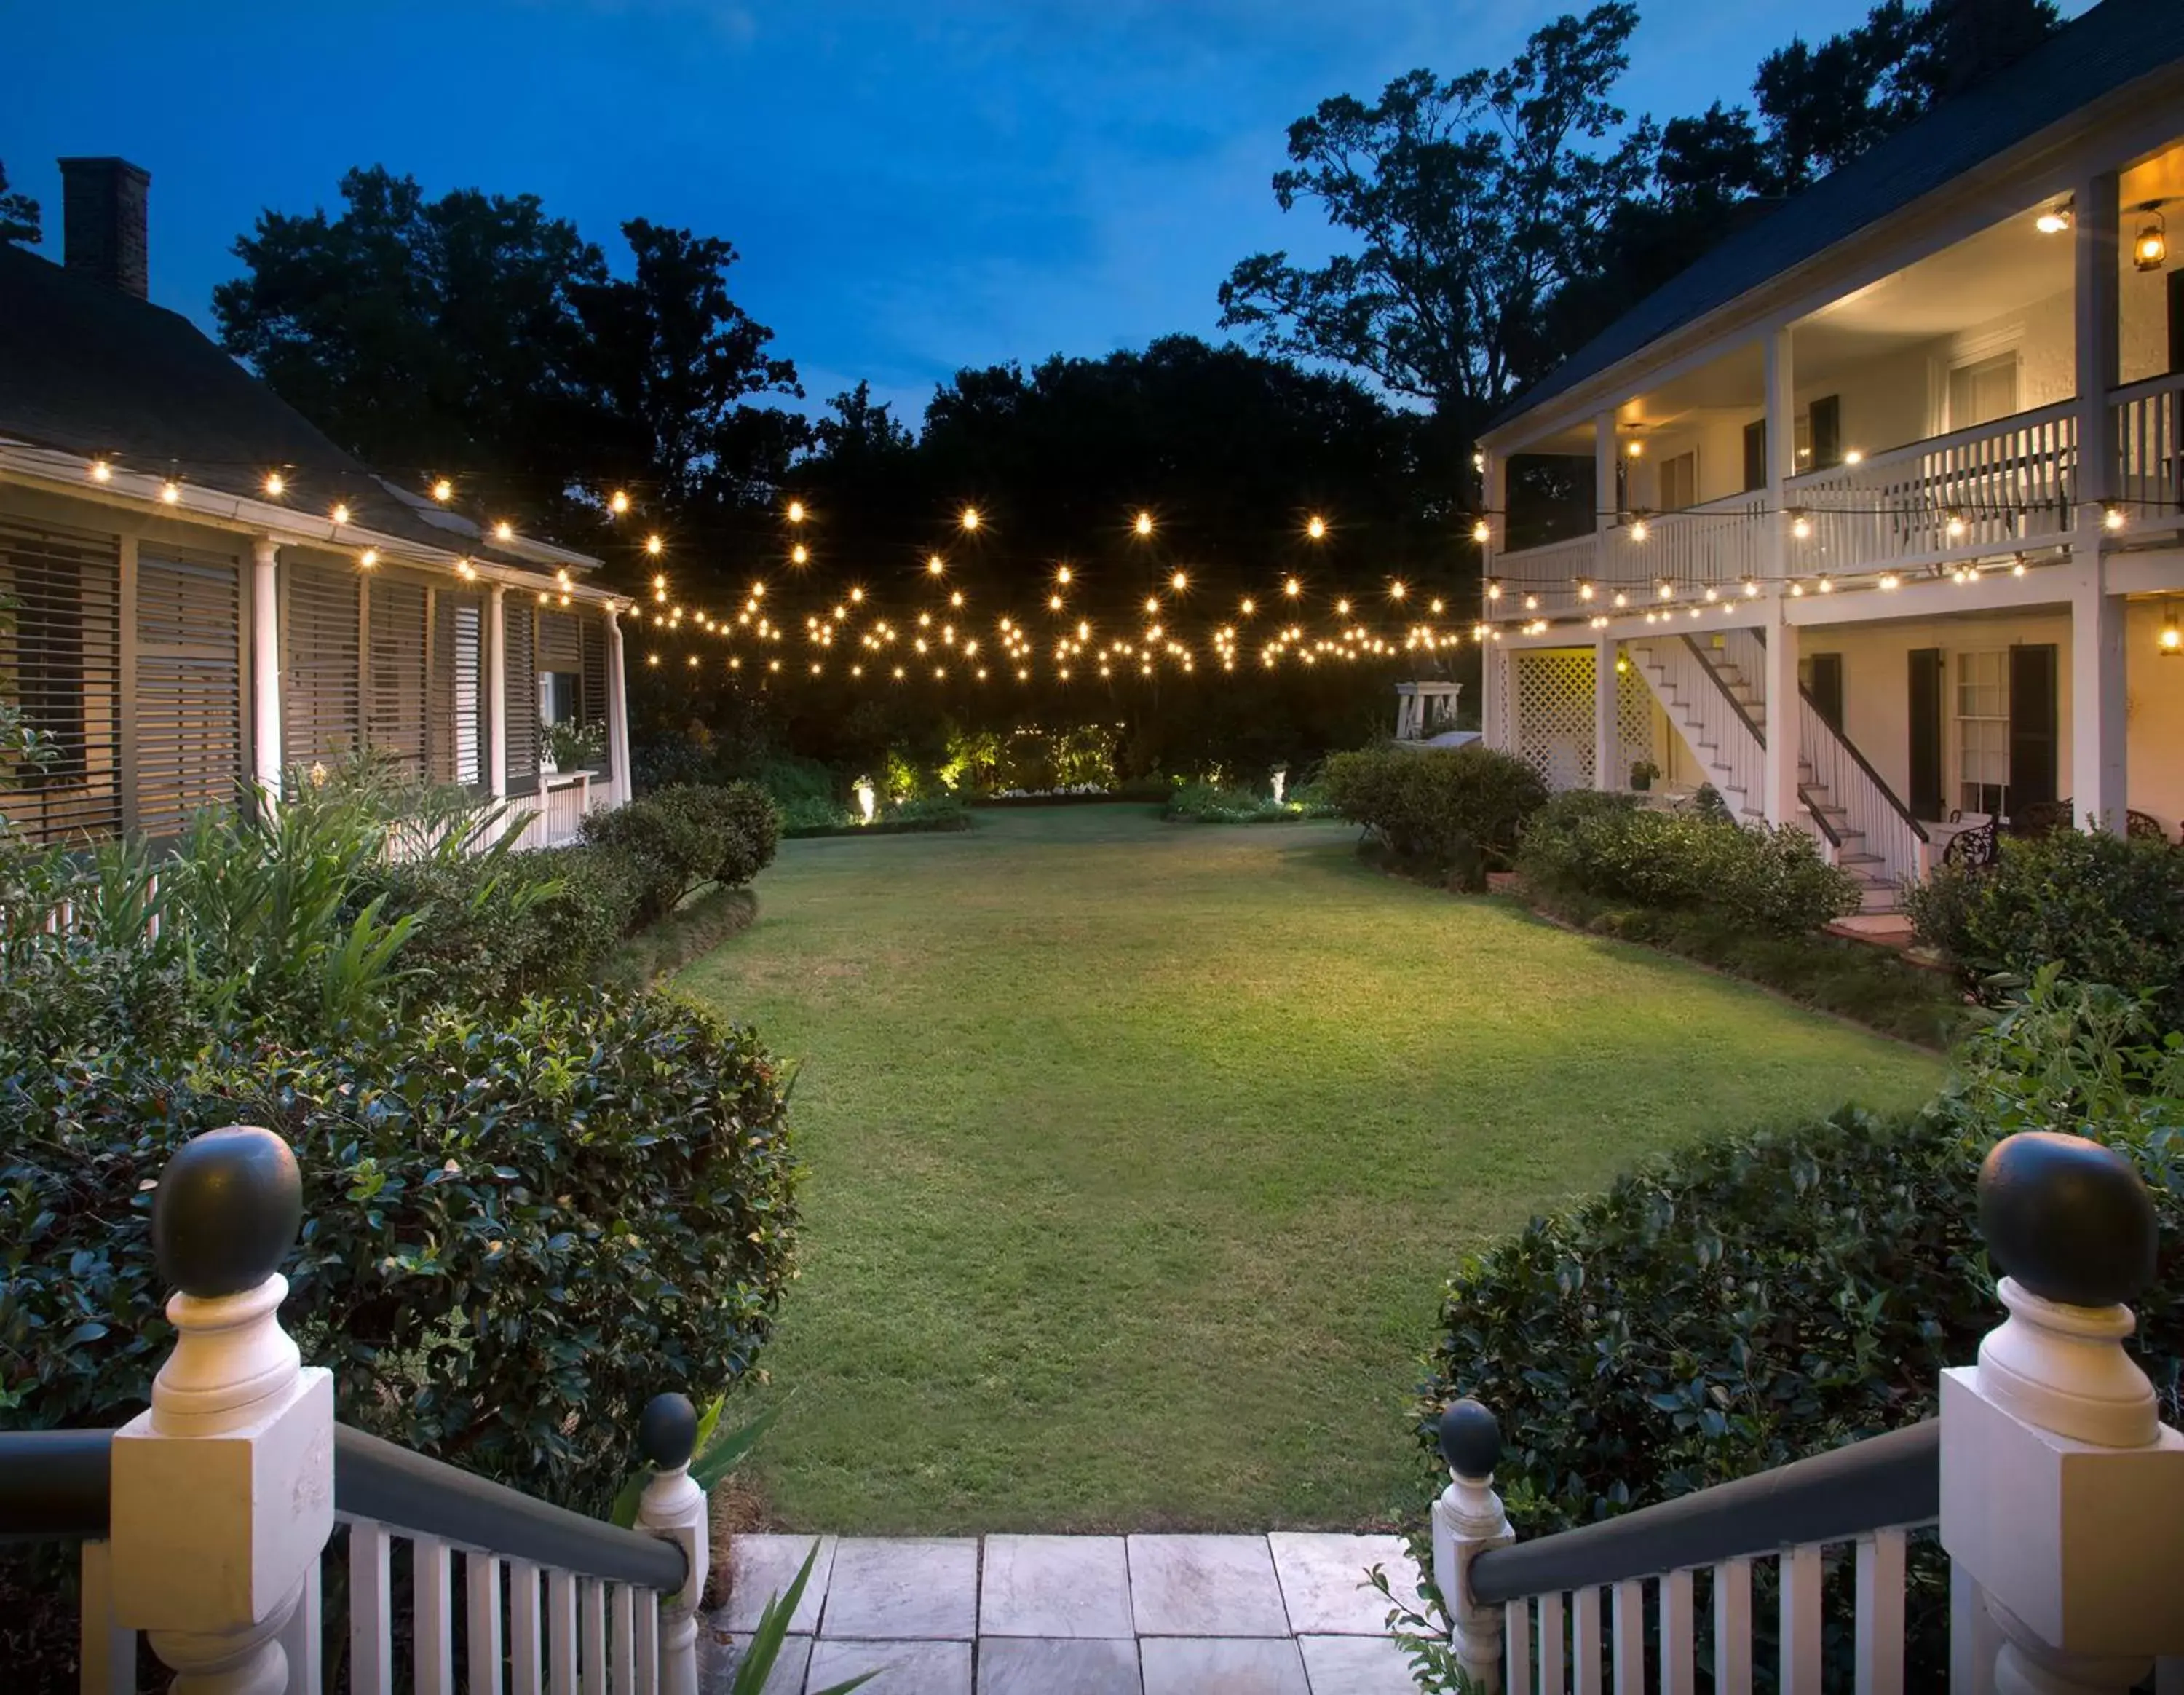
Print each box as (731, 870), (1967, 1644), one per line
(960, 507), (981, 532)
(646, 534), (665, 557)
(264, 472), (286, 497)
(788, 499), (807, 524)
(160, 480), (181, 505)
(792, 543), (810, 564)
(609, 489), (630, 515)
(1789, 510), (1812, 540)
(1170, 570), (1188, 593)
(1471, 519), (1490, 545)
(90, 459), (113, 483)
(1283, 577), (1302, 598)
(1944, 510), (1968, 540)
(1134, 511), (1154, 537)
(1305, 515), (1327, 540)
(2102, 502), (2127, 533)
(359, 548), (379, 569)
(332, 502), (352, 525)
(432, 478), (454, 502)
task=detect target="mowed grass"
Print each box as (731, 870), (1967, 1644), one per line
(678, 806), (1940, 1534)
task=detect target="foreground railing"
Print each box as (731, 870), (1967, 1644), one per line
(4, 1126), (709, 1694)
(1429, 1131), (2184, 1694)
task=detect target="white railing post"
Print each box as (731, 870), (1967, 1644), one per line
(634, 1394), (710, 1695)
(111, 1126), (334, 1695)
(1432, 1399), (1514, 1695)
(1940, 1131), (2184, 1695)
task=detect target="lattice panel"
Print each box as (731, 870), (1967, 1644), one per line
(1618, 661), (1654, 786)
(1514, 649), (1597, 791)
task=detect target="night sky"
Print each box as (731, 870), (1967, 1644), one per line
(9, 1), (2088, 422)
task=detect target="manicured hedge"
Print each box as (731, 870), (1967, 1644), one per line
(579, 781), (779, 925)
(1322, 745), (1548, 888)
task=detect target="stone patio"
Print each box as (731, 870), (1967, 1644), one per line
(699, 1532), (1428, 1694)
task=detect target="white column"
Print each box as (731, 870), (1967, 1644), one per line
(250, 537), (282, 807)
(605, 607), (632, 810)
(2071, 561), (2128, 831)
(111, 1127), (334, 1694)
(2073, 170), (2121, 518)
(1433, 1402), (1514, 1694)
(1482, 641), (1509, 752)
(487, 583), (508, 799)
(1593, 633), (1618, 790)
(1595, 409), (1619, 531)
(1763, 601), (1800, 826)
(636, 1398), (710, 1695)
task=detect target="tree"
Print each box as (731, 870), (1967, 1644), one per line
(0, 159), (40, 248)
(1217, 4), (1650, 438)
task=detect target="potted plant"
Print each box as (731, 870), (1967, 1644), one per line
(540, 717), (607, 777)
(1629, 758), (1661, 792)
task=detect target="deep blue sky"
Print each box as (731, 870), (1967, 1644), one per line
(9, 1), (2085, 424)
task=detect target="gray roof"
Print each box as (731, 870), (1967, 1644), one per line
(1492, 0), (2184, 434)
(0, 242), (596, 574)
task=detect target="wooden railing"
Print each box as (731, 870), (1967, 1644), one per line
(1797, 687), (1929, 890)
(1495, 496), (1768, 614)
(2115, 371), (2184, 525)
(1, 1126), (711, 1694)
(1428, 1131), (2184, 1694)
(1787, 401), (2077, 577)
(1626, 636), (1765, 818)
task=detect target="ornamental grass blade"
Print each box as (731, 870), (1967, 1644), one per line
(733, 1545), (877, 1694)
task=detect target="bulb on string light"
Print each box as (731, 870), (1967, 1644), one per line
(2103, 502), (2127, 533)
(160, 480), (181, 505)
(432, 478), (454, 502)
(1170, 570), (1188, 592)
(1305, 515), (1327, 540)
(960, 507), (981, 532)
(90, 459), (114, 483)
(332, 502), (352, 525)
(791, 543), (810, 564)
(646, 534), (665, 557)
(1390, 580), (1408, 600)
(494, 521), (514, 541)
(609, 489), (630, 515)
(360, 548), (379, 569)
(264, 472), (286, 497)
(788, 499), (807, 523)
(1471, 519), (1490, 545)
(1789, 510), (1812, 541)
(1134, 511), (1154, 537)
(1283, 577), (1302, 598)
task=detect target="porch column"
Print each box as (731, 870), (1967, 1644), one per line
(249, 537), (282, 805)
(1762, 601), (1800, 827)
(487, 582), (508, 799)
(2073, 169), (2121, 525)
(1593, 633), (1618, 790)
(605, 607), (633, 809)
(1594, 409), (1618, 531)
(1480, 445), (1505, 603)
(1482, 640), (1509, 751)
(2072, 560), (2128, 831)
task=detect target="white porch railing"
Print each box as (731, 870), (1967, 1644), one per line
(1626, 635), (1765, 818)
(513, 771), (595, 851)
(1495, 496), (1768, 615)
(9, 1126), (711, 1695)
(1787, 400), (2078, 578)
(1431, 1131), (2184, 1694)
(1796, 690), (1930, 893)
(2115, 370), (2184, 526)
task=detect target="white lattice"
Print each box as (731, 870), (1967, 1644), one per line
(1514, 649), (1597, 791)
(1618, 662), (1654, 786)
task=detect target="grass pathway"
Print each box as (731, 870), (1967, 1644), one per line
(678, 807), (1940, 1534)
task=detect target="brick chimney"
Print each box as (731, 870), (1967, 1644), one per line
(58, 157), (151, 299)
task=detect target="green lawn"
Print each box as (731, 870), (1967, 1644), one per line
(678, 805), (1941, 1534)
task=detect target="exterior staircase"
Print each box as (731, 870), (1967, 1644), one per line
(1630, 632), (1908, 913)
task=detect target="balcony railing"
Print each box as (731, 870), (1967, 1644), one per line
(2116, 370), (2184, 526)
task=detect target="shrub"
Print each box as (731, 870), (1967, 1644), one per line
(1165, 781), (1278, 823)
(1322, 745), (1548, 888)
(581, 782), (777, 925)
(1904, 829), (2184, 1029)
(649, 783), (781, 889)
(0, 987), (800, 1518)
(1519, 789), (1862, 936)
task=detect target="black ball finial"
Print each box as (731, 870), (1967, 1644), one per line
(638, 1393), (699, 1471)
(1438, 1398), (1501, 1479)
(151, 1126), (303, 1299)
(1979, 1131), (2157, 1309)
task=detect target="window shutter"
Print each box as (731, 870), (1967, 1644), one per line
(431, 594), (486, 788)
(579, 613), (611, 780)
(539, 608), (582, 673)
(0, 517), (123, 842)
(366, 577), (429, 775)
(135, 547), (242, 837)
(504, 599), (538, 794)
(283, 561), (360, 777)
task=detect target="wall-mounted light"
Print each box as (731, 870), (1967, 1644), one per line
(2161, 604), (2182, 657)
(2035, 202), (2073, 235)
(2134, 210), (2167, 272)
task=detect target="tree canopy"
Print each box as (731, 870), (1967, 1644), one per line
(0, 160), (41, 248)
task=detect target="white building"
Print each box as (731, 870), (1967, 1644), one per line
(0, 157), (633, 850)
(1476, 0), (2184, 908)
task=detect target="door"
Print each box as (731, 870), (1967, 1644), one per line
(1808, 395), (1843, 470)
(1809, 653), (1845, 733)
(2009, 643), (2059, 810)
(1909, 648), (1944, 821)
(1744, 419), (1767, 492)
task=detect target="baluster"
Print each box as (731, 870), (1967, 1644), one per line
(349, 1524), (393, 1695)
(510, 1562), (544, 1695)
(548, 1570), (579, 1695)
(1431, 1399), (1514, 1693)
(1540, 1592), (1567, 1694)
(469, 1554), (506, 1695)
(78, 1538), (136, 1695)
(634, 1593), (660, 1695)
(1712, 1557), (1752, 1695)
(1611, 1579), (1643, 1695)
(633, 1394), (709, 1695)
(109, 1126), (334, 1695)
(1940, 1133), (2184, 1694)
(582, 1579), (608, 1695)
(1504, 1600), (1532, 1695)
(1854, 1529), (1907, 1695)
(1778, 1544), (1822, 1695)
(1573, 1587), (1604, 1695)
(1658, 1568), (1694, 1695)
(416, 1538), (454, 1695)
(611, 1585), (636, 1694)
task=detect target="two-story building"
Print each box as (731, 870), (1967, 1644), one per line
(1476, 0), (2184, 909)
(0, 157), (634, 850)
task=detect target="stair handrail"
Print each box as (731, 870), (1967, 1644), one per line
(1677, 633), (1765, 751)
(1428, 1132), (2184, 1694)
(1798, 682), (1928, 846)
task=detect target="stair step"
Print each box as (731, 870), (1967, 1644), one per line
(1841, 853), (1887, 868)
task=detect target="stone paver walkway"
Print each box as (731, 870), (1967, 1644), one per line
(699, 1533), (1428, 1694)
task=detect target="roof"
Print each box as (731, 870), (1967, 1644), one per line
(1490, 0), (2184, 435)
(0, 242), (598, 576)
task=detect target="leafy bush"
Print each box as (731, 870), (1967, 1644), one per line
(1519, 789), (1862, 936)
(1323, 744), (1548, 888)
(0, 987), (797, 1513)
(581, 782), (778, 925)
(1904, 829), (2184, 1030)
(1165, 781), (1278, 823)
(650, 783), (781, 888)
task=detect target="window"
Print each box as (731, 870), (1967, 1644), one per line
(135, 548), (242, 835)
(0, 518), (122, 842)
(1658, 451), (1698, 512)
(282, 561), (361, 776)
(1808, 395), (1843, 469)
(1955, 649), (2010, 815)
(1949, 352), (2019, 430)
(430, 596), (486, 789)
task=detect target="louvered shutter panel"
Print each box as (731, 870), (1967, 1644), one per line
(135, 547), (242, 836)
(539, 608), (582, 674)
(283, 561), (361, 777)
(579, 613), (611, 781)
(366, 577), (429, 775)
(430, 593), (486, 788)
(503, 600), (538, 794)
(0, 518), (122, 843)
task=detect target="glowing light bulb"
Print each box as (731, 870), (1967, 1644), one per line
(1055, 565), (1072, 585)
(2103, 503), (2127, 533)
(1471, 519), (1490, 545)
(1134, 512), (1153, 537)
(1283, 577), (1302, 598)
(646, 534), (664, 556)
(787, 499), (807, 523)
(160, 480), (181, 505)
(332, 503), (352, 525)
(1305, 515), (1327, 540)
(359, 548), (379, 569)
(792, 543), (810, 564)
(1390, 581), (1407, 600)
(90, 459), (114, 483)
(1629, 518), (1649, 542)
(609, 489), (630, 515)
(1170, 570), (1188, 593)
(264, 472), (286, 497)
(960, 507), (981, 532)
(1790, 511), (1812, 540)
(432, 478), (454, 502)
